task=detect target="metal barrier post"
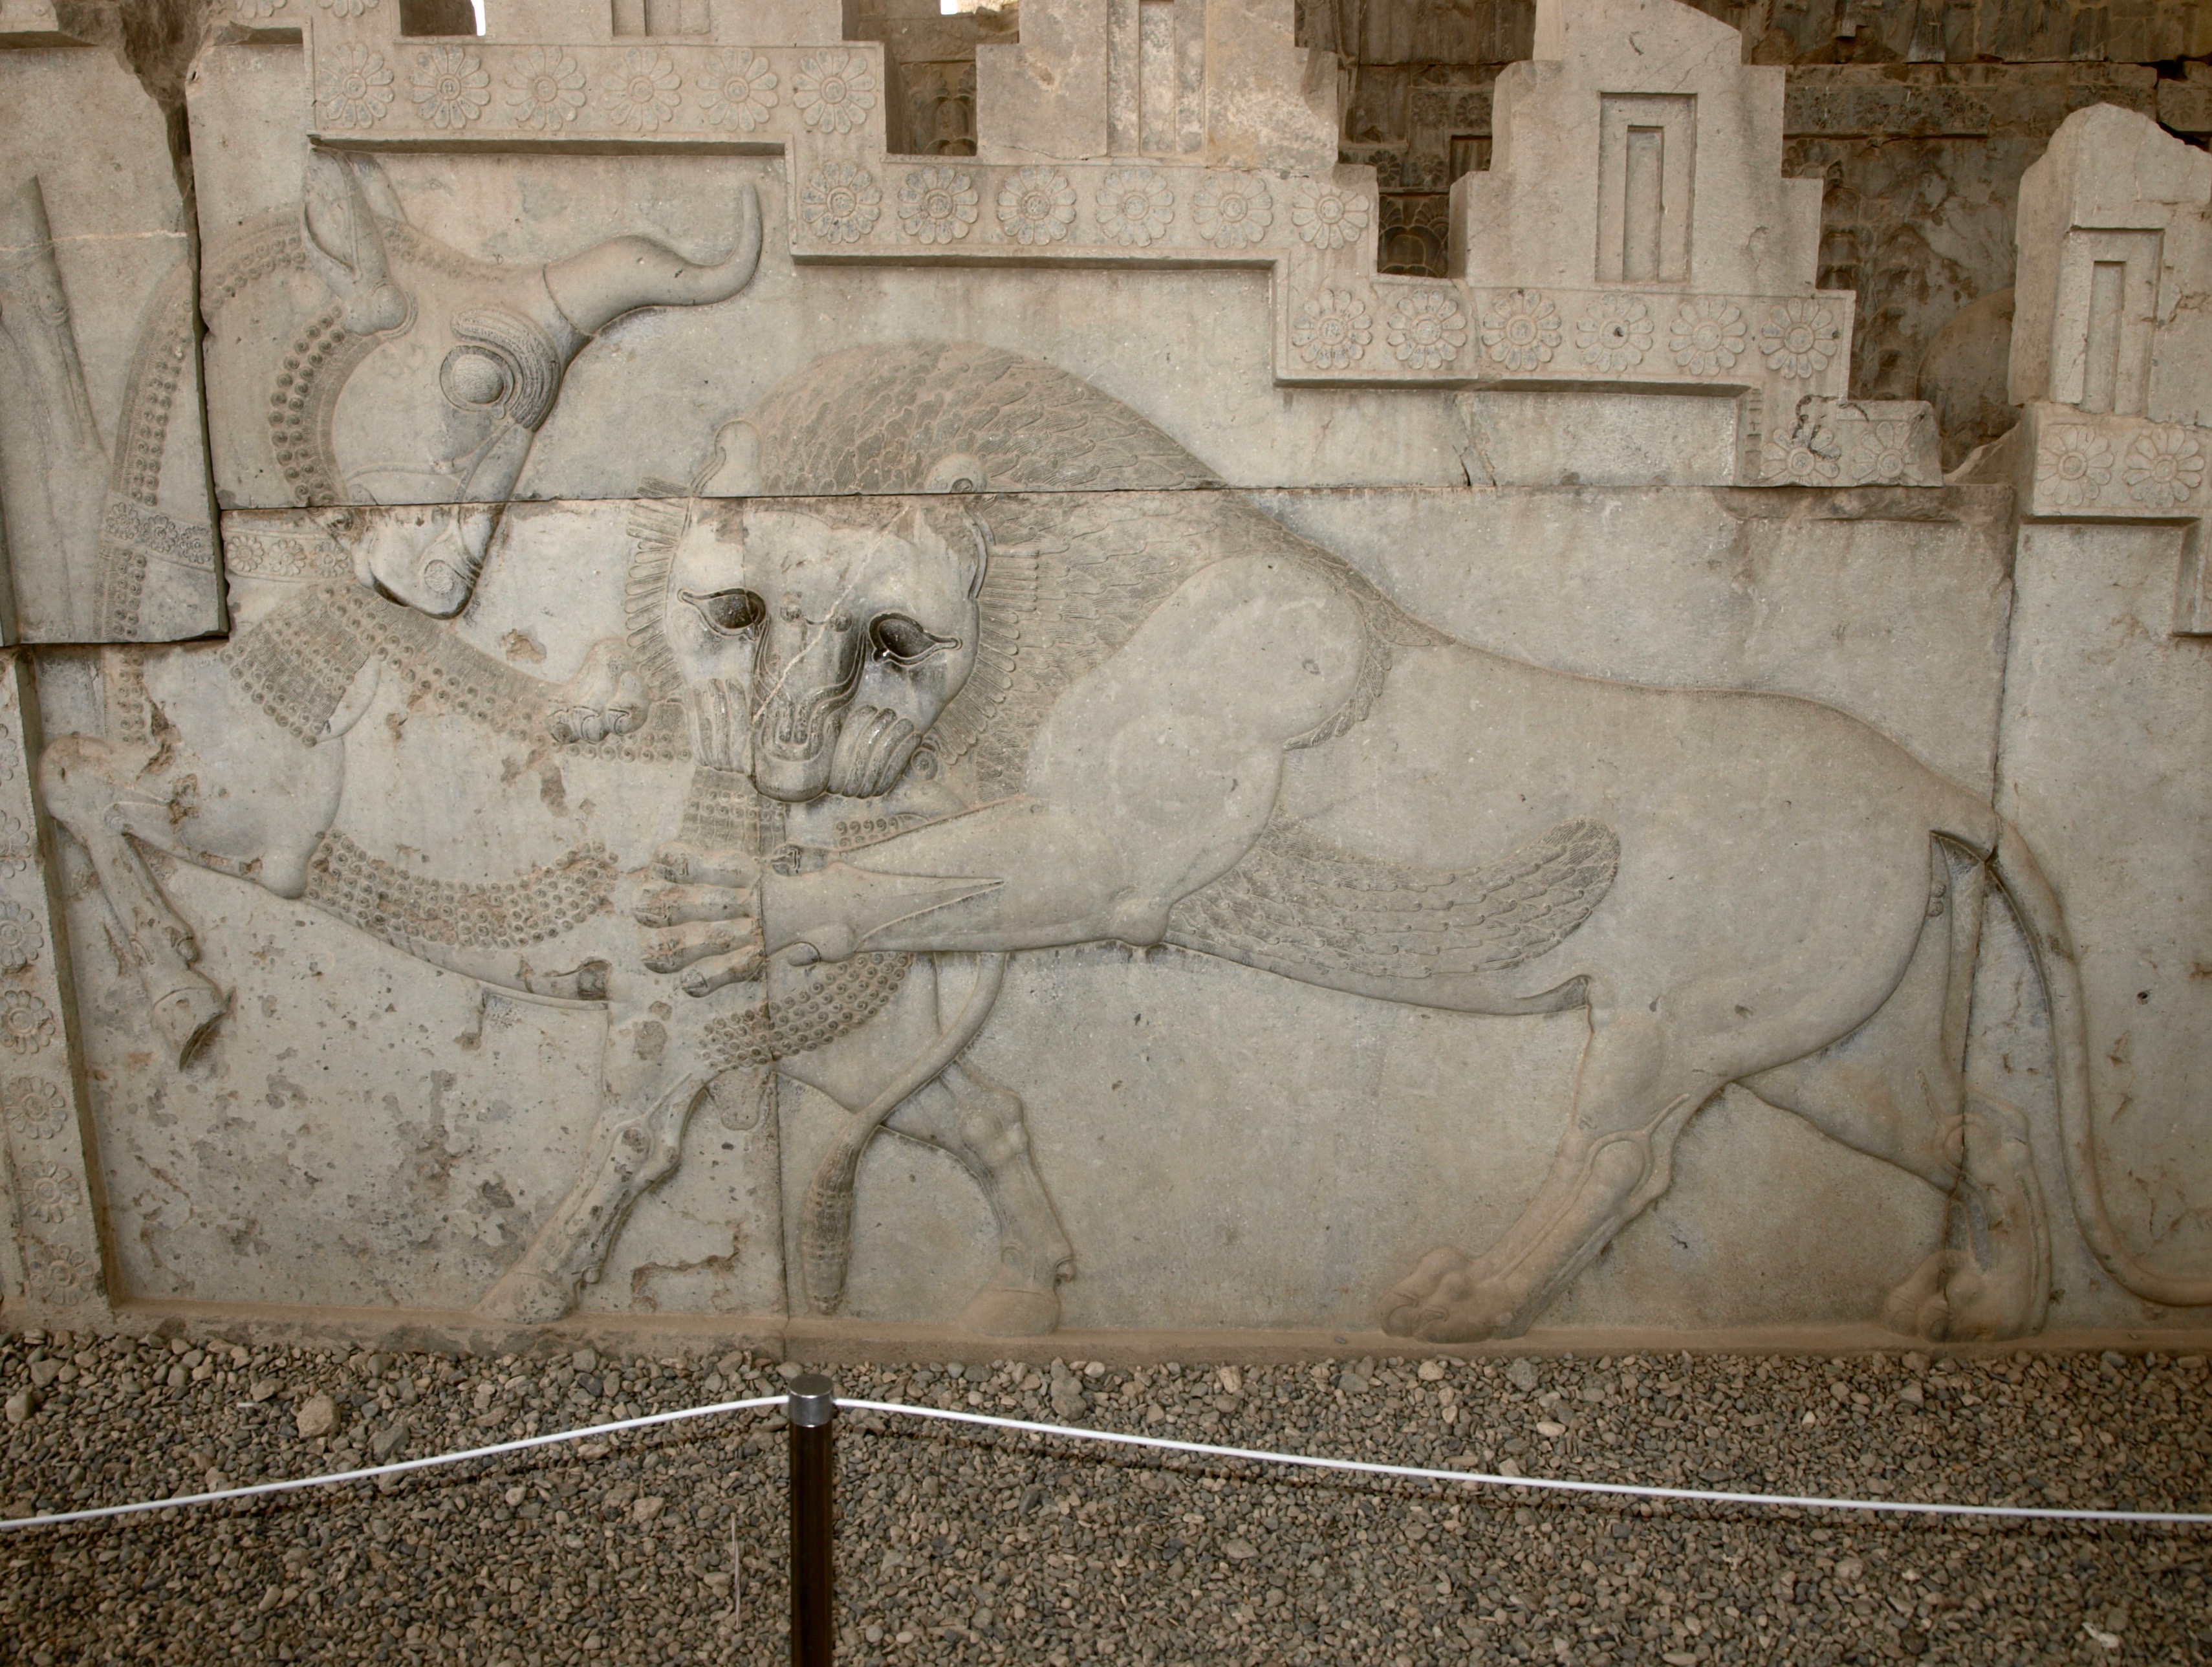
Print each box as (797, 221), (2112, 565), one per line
(786, 1373), (837, 1667)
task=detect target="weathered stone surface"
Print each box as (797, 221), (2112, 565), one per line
(0, 36), (222, 641)
(2010, 103), (2210, 426)
(0, 652), (105, 1329)
(4, 0), (2210, 1357)
(1986, 520), (2212, 1325)
(977, 0), (1338, 169)
(1456, 0), (1822, 299)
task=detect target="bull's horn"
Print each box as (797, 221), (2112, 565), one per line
(544, 181), (762, 337)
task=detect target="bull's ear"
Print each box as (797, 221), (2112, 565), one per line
(348, 156), (406, 224)
(695, 419), (762, 496)
(301, 151), (409, 336)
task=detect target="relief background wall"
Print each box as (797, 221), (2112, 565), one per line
(3, 0), (2208, 1357)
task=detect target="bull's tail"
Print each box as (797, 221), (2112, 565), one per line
(1990, 820), (2212, 1310)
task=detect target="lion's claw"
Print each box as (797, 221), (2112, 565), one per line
(1380, 1246), (1528, 1342)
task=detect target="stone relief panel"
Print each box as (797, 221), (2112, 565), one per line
(5, 0), (2211, 1351)
(39, 334), (2211, 1346)
(0, 36), (225, 642)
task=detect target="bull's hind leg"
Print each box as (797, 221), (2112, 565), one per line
(41, 651), (359, 1065)
(1383, 1005), (1721, 1342)
(41, 735), (228, 1063)
(1743, 849), (2051, 1341)
(479, 1010), (715, 1324)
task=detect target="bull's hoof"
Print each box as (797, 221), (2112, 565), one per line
(960, 1283), (1060, 1338)
(1381, 1246), (1527, 1343)
(478, 1266), (578, 1325)
(151, 978), (227, 1069)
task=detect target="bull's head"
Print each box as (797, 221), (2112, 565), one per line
(296, 151), (763, 617)
(663, 499), (985, 801)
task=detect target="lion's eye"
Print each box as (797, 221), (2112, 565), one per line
(681, 588), (764, 636)
(870, 614), (953, 666)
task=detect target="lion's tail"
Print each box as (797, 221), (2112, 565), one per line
(1989, 819), (2212, 1309)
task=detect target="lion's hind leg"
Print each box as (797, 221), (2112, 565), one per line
(890, 1058), (1074, 1338)
(1742, 845), (2052, 1342)
(1383, 1003), (1721, 1342)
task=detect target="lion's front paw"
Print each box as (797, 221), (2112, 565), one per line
(1381, 1246), (1529, 1342)
(547, 639), (649, 745)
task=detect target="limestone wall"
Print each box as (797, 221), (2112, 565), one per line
(0, 0), (2208, 1358)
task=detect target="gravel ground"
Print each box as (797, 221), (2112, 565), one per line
(3, 1331), (2209, 1666)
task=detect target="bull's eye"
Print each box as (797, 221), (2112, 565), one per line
(870, 613), (954, 668)
(680, 587), (765, 637)
(440, 345), (512, 412)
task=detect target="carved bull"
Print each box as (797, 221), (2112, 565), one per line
(42, 492), (1075, 1333)
(37, 178), (1075, 1333)
(224, 151), (763, 617)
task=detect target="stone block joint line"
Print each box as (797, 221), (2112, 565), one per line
(1, 1391), (2207, 1535)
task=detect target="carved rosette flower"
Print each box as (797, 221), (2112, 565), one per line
(792, 49), (875, 136)
(0, 990), (53, 1056)
(1289, 184), (1371, 252)
(2036, 424), (2114, 507)
(1669, 298), (1747, 376)
(996, 168), (1076, 247)
(315, 0), (375, 16)
(1761, 428), (1840, 484)
(799, 162), (882, 245)
(2123, 426), (2206, 512)
(235, 0), (285, 18)
(1758, 299), (1841, 381)
(1480, 289), (1561, 372)
(409, 45), (489, 131)
(1574, 295), (1652, 373)
(506, 46), (588, 131)
(1292, 289), (1372, 371)
(318, 44), (395, 131)
(1192, 175), (1273, 250)
(3, 1076), (67, 1140)
(600, 49), (682, 134)
(0, 809), (30, 879)
(26, 1241), (91, 1303)
(1096, 168), (1175, 248)
(1387, 290), (1468, 371)
(898, 166), (980, 245)
(0, 902), (43, 973)
(699, 49), (778, 133)
(25, 1160), (80, 1225)
(1846, 420), (1913, 486)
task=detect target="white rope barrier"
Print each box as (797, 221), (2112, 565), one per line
(0, 1395), (782, 1532)
(843, 1399), (2212, 1528)
(3, 1387), (2208, 1535)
